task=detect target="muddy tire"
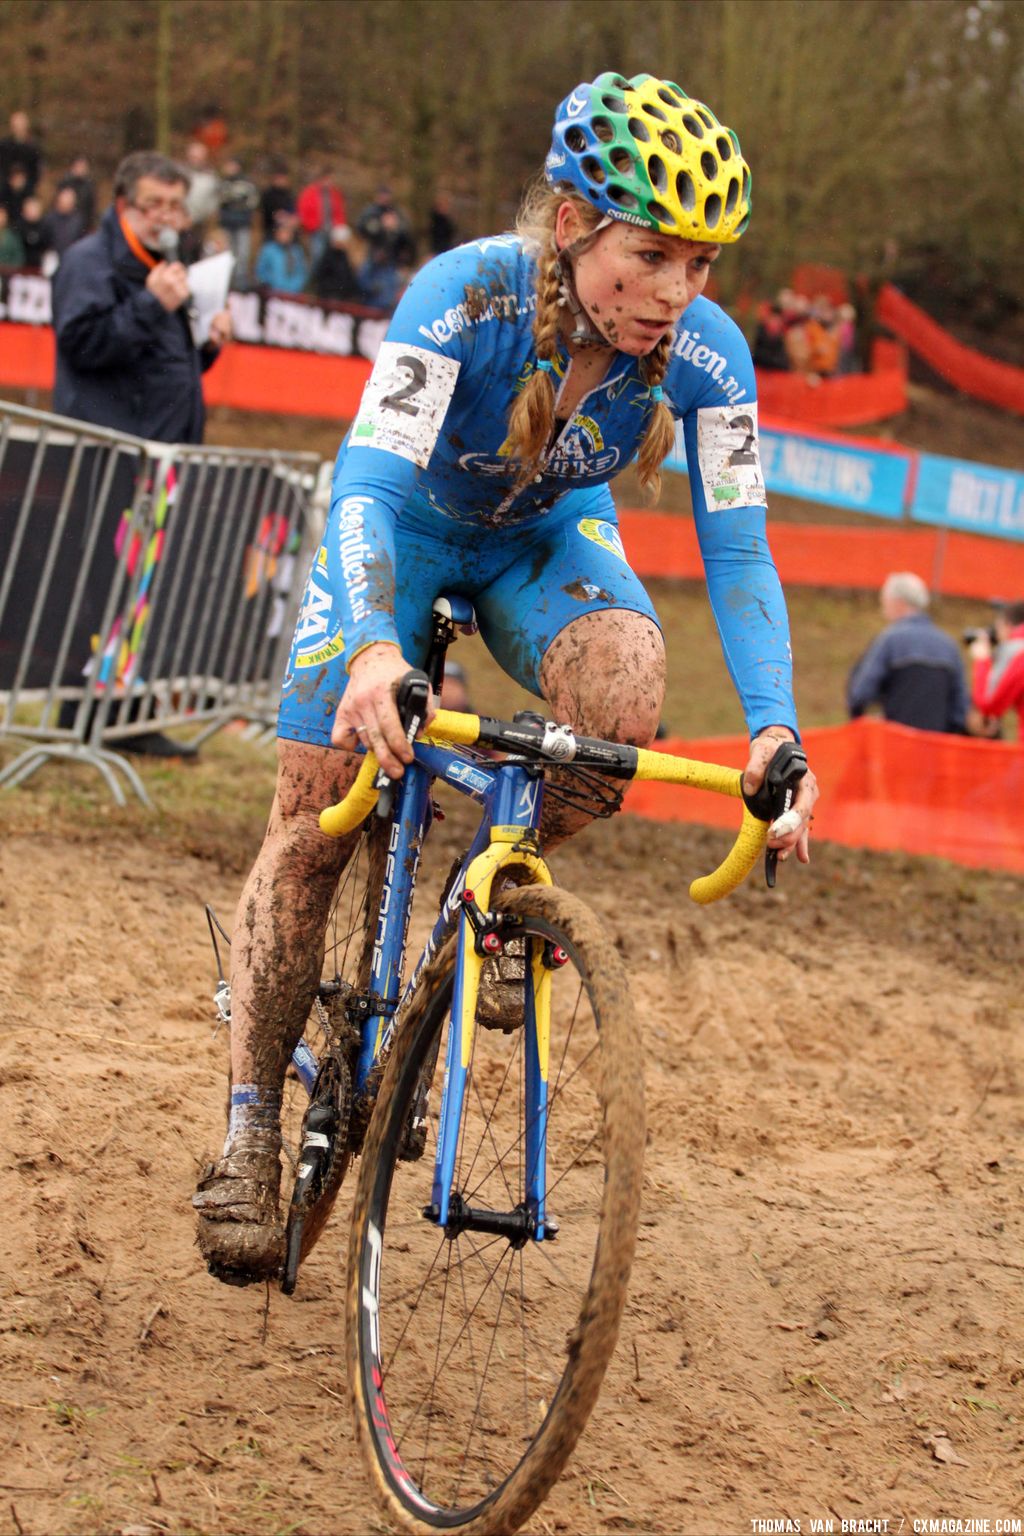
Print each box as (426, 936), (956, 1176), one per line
(346, 884), (645, 1535)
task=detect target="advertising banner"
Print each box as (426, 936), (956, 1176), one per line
(912, 453), (1024, 543)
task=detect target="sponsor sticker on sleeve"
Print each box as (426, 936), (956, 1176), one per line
(350, 341), (460, 469)
(696, 404), (767, 510)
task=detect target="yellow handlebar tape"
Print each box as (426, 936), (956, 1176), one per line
(633, 748), (742, 798)
(688, 804), (767, 905)
(634, 749), (767, 904)
(318, 711), (482, 838)
(319, 752), (382, 838)
(421, 708), (481, 747)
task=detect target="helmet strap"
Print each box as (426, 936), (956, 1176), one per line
(554, 247), (608, 349)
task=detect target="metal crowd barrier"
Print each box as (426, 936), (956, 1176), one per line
(0, 399), (326, 806)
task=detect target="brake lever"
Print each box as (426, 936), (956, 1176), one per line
(741, 741), (809, 888)
(375, 669), (431, 818)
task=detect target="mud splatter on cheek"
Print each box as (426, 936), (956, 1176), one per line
(614, 281), (624, 292)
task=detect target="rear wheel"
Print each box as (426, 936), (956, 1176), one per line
(347, 883), (645, 1535)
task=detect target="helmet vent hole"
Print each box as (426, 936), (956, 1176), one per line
(725, 176), (740, 216)
(742, 166), (751, 197)
(609, 147), (634, 175)
(648, 200), (673, 225)
(647, 153), (668, 193)
(704, 193), (722, 229)
(608, 185), (639, 211)
(660, 129), (683, 155)
(627, 116), (651, 144)
(676, 170), (696, 211)
(700, 151), (718, 180)
(698, 109), (714, 128)
(601, 93), (627, 114)
(658, 86), (683, 107)
(582, 155), (606, 185)
(610, 74), (629, 89)
(592, 115), (615, 144)
(716, 135), (732, 161)
(682, 114), (705, 139)
(565, 126), (587, 153)
(642, 102), (669, 122)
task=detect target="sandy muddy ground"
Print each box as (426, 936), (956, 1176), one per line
(1, 801), (1022, 1536)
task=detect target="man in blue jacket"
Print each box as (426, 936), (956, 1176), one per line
(847, 571), (968, 733)
(52, 150), (230, 443)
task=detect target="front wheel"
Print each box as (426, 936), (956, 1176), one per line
(346, 884), (645, 1536)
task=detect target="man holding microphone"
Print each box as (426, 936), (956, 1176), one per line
(52, 150), (231, 443)
(50, 151), (232, 759)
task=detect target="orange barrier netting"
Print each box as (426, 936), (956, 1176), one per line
(625, 718), (1024, 874)
(876, 284), (1024, 416)
(755, 338), (907, 428)
(619, 511), (1024, 601)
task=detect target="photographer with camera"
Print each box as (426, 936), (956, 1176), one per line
(847, 572), (968, 734)
(968, 602), (1024, 742)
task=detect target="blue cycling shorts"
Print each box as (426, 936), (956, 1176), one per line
(277, 485), (660, 748)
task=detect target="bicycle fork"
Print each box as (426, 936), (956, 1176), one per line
(429, 765), (559, 1246)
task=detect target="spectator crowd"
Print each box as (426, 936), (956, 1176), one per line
(0, 106), (461, 315)
(752, 287), (859, 380)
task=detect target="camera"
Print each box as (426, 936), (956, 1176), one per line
(962, 625), (997, 647)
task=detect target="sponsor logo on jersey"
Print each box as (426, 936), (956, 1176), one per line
(417, 288), (536, 348)
(293, 546), (345, 667)
(673, 327), (748, 405)
(577, 517), (627, 561)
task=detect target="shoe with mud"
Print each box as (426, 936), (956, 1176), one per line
(193, 1129), (285, 1286)
(476, 937), (526, 1033)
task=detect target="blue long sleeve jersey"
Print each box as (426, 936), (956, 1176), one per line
(327, 234), (797, 737)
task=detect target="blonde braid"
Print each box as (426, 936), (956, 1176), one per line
(505, 245), (563, 489)
(635, 333), (676, 500)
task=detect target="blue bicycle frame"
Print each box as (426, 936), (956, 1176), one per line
(291, 741), (555, 1241)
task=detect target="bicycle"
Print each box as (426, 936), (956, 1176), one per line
(206, 593), (806, 1536)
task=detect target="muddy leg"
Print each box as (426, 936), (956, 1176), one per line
(194, 739), (361, 1282)
(538, 609), (665, 846)
(229, 738), (362, 1089)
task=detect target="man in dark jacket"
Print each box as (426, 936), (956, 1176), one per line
(52, 150), (230, 443)
(52, 151), (231, 758)
(847, 571), (968, 734)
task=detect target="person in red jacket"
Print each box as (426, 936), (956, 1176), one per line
(969, 601), (1024, 740)
(296, 167), (346, 268)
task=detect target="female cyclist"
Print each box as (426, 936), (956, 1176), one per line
(194, 72), (820, 1282)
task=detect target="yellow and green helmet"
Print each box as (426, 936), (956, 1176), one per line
(545, 72), (751, 243)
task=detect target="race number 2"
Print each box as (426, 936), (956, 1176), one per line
(696, 403), (768, 510)
(350, 342), (460, 467)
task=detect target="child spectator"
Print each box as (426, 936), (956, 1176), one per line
(254, 210), (308, 293)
